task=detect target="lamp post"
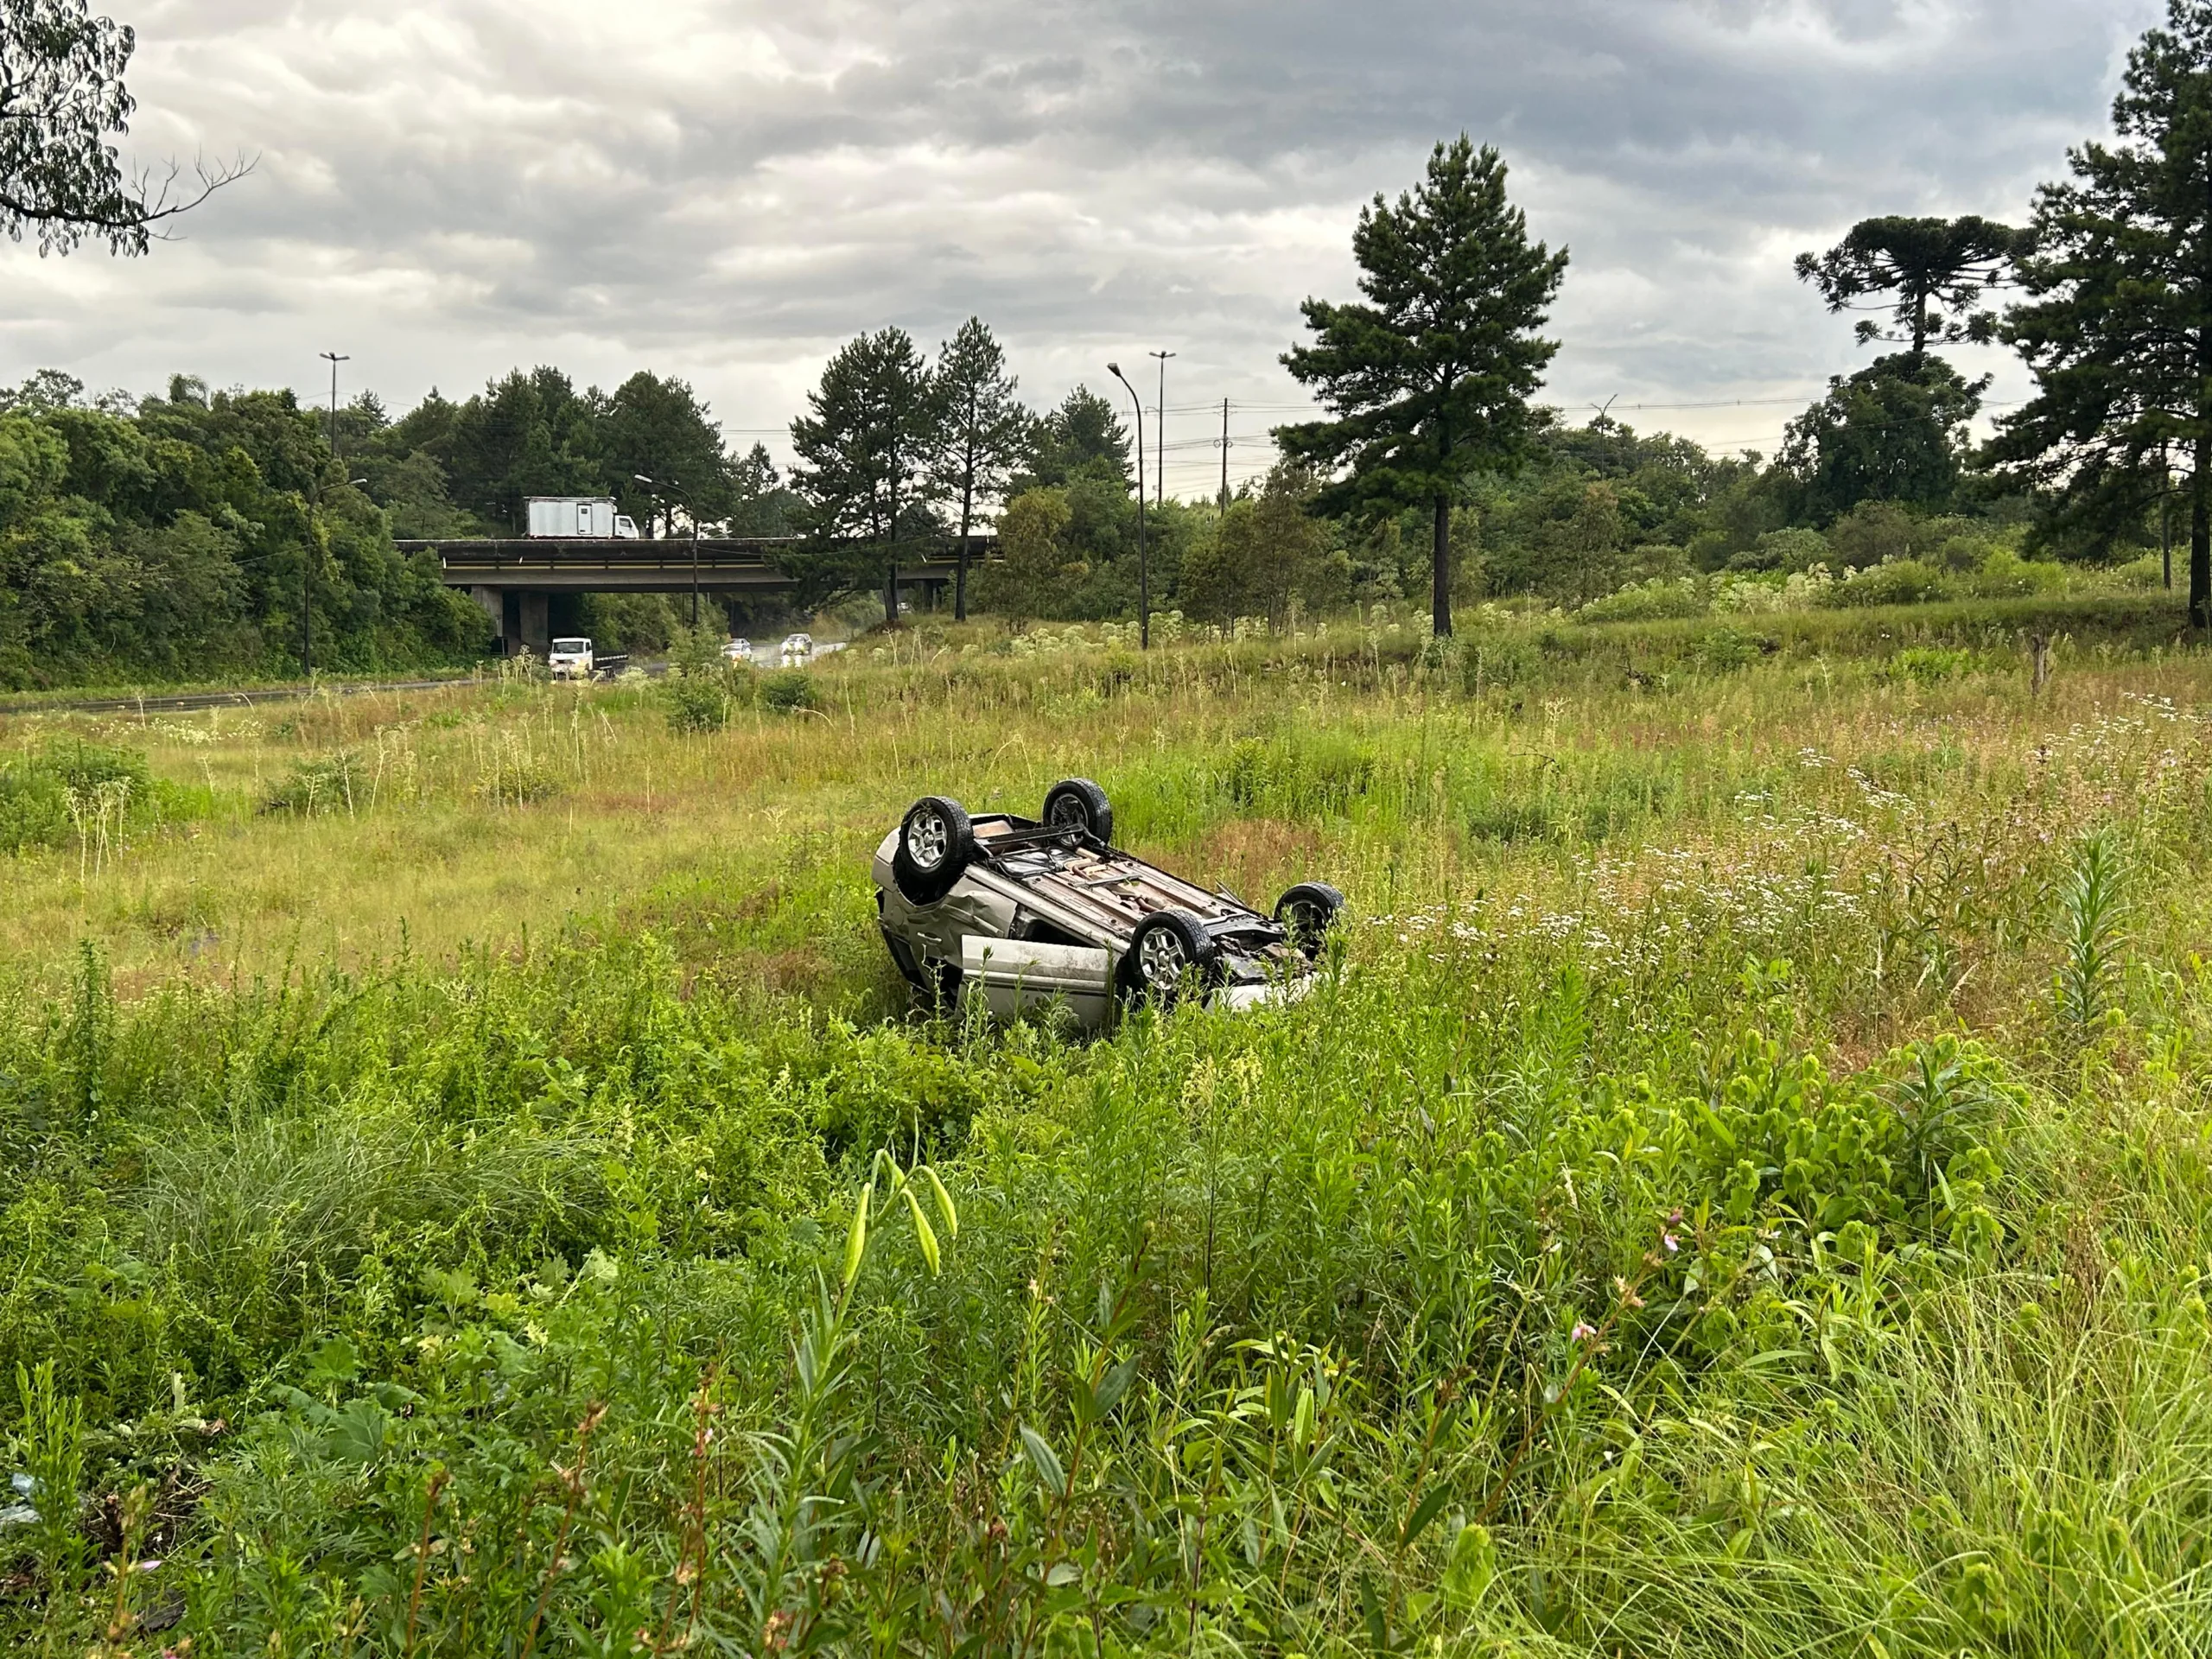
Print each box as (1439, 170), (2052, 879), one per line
(1107, 363), (1148, 650)
(634, 474), (702, 625)
(1147, 349), (1174, 509)
(318, 351), (349, 461)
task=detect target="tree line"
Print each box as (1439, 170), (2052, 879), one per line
(0, 373), (486, 687)
(9, 0), (2212, 683)
(1279, 0), (2212, 634)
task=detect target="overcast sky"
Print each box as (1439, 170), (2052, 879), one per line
(0, 0), (2163, 496)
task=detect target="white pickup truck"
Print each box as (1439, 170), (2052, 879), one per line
(548, 638), (597, 679)
(548, 638), (631, 681)
(526, 497), (640, 538)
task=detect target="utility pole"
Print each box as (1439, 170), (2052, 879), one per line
(1217, 397), (1231, 511)
(1148, 350), (1175, 509)
(1108, 363), (1149, 649)
(307, 352), (349, 678)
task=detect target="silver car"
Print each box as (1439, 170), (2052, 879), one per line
(872, 779), (1343, 1024)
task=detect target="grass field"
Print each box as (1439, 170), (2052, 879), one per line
(4, 597), (2212, 1656)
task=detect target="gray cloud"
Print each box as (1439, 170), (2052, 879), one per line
(0, 0), (2162, 492)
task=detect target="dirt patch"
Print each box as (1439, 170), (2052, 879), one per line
(1189, 817), (1329, 908)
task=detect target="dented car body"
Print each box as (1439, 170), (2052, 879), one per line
(872, 779), (1343, 1025)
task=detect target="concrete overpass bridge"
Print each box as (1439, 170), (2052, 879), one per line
(398, 536), (982, 656)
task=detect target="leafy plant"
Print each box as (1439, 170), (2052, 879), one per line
(760, 669), (818, 713)
(2054, 824), (2126, 1031)
(13, 1360), (86, 1629)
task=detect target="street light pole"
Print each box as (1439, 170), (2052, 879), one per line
(308, 352), (349, 679)
(319, 351), (348, 461)
(1147, 350), (1175, 510)
(1108, 363), (1148, 650)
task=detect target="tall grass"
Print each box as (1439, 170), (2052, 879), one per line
(3, 604), (2212, 1651)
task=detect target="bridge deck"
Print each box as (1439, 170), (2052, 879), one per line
(400, 537), (973, 592)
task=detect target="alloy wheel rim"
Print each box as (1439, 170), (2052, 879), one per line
(1140, 928), (1188, 984)
(1048, 797), (1088, 832)
(907, 810), (949, 871)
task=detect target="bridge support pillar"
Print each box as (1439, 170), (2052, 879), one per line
(514, 591), (550, 660)
(477, 588), (553, 658)
(469, 586), (502, 650)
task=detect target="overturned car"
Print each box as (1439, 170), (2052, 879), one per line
(872, 778), (1343, 1025)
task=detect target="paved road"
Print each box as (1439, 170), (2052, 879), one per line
(0, 664), (669, 718)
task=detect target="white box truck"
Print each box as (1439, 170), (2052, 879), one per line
(525, 497), (640, 539)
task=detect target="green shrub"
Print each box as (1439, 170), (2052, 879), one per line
(1223, 733), (1376, 815)
(1963, 548), (2069, 598)
(1694, 625), (1775, 670)
(0, 763), (69, 852)
(262, 751), (365, 816)
(660, 671), (728, 733)
(1574, 575), (1707, 624)
(1887, 645), (1980, 684)
(1732, 525), (1830, 572)
(1822, 557), (1952, 607)
(41, 739), (151, 798)
(1454, 632), (1535, 690)
(760, 669), (819, 713)
(2111, 552), (2168, 589)
(0, 741), (156, 851)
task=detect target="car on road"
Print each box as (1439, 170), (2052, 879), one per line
(873, 779), (1343, 1025)
(548, 637), (596, 680)
(779, 632), (814, 666)
(722, 638), (753, 664)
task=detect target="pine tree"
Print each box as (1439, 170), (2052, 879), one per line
(1279, 137), (1566, 636)
(1991, 1), (2212, 619)
(601, 372), (730, 537)
(789, 328), (937, 622)
(931, 318), (1031, 620)
(1795, 218), (2030, 359)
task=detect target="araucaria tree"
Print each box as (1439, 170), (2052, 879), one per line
(1795, 217), (2030, 358)
(1280, 137), (1566, 636)
(1991, 0), (2212, 622)
(789, 327), (938, 623)
(931, 318), (1031, 620)
(0, 0), (241, 253)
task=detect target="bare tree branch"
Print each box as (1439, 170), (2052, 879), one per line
(0, 0), (251, 256)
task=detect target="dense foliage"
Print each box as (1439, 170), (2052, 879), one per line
(0, 374), (488, 689)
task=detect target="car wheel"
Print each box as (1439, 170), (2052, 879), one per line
(893, 795), (976, 904)
(1121, 908), (1220, 1007)
(1042, 777), (1114, 846)
(1273, 882), (1344, 958)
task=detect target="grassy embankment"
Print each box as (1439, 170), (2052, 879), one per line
(3, 594), (2211, 1656)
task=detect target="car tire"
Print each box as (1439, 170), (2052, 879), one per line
(1273, 882), (1344, 958)
(893, 795), (976, 905)
(1120, 908), (1220, 1007)
(1042, 777), (1114, 846)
